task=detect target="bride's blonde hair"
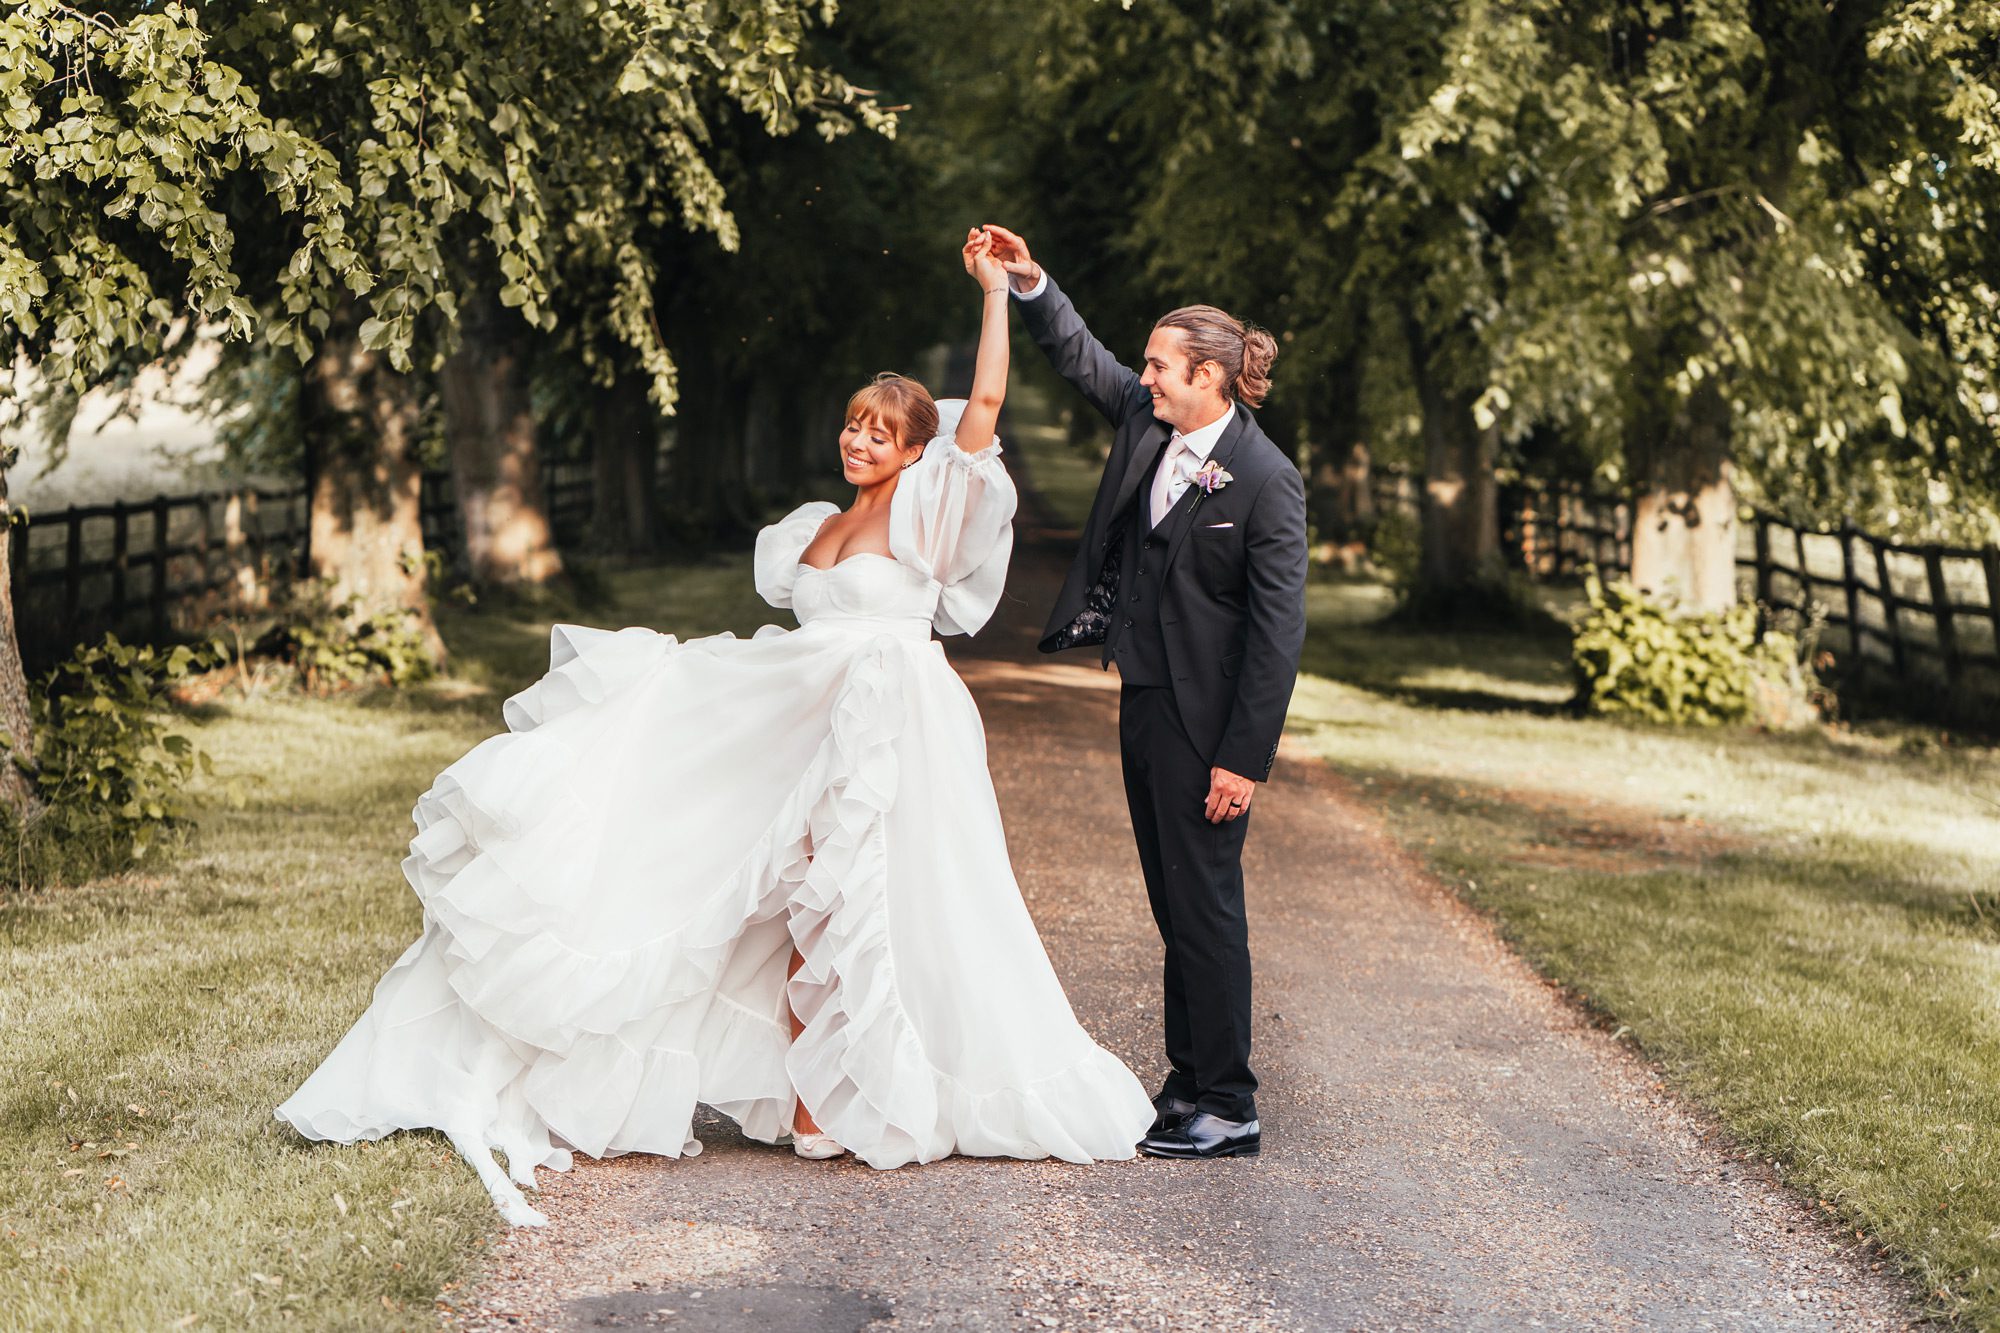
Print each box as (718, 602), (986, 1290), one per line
(846, 372), (939, 452)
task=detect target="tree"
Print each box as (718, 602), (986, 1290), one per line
(1007, 0), (1517, 608)
(0, 0), (890, 817)
(1377, 0), (2000, 604)
(999, 0), (2000, 618)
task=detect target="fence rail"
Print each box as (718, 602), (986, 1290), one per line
(16, 459), (1998, 702)
(11, 458), (593, 666)
(1481, 476), (2000, 696)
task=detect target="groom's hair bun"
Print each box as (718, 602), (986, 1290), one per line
(1155, 305), (1279, 408)
(846, 371), (939, 451)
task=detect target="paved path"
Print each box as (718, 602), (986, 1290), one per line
(449, 518), (1921, 1331)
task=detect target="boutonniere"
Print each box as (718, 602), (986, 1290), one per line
(1192, 459), (1233, 495)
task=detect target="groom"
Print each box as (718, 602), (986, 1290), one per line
(984, 225), (1307, 1160)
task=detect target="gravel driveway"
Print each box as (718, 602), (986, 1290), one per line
(443, 515), (1923, 1332)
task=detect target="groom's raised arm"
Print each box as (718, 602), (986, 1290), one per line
(1012, 273), (1151, 430)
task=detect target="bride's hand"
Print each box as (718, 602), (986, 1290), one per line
(963, 227), (1007, 290)
(979, 223), (1041, 293)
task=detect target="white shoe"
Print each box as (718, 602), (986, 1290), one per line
(792, 1131), (847, 1160)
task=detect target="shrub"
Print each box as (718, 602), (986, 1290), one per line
(0, 633), (231, 887)
(1571, 571), (1815, 727)
(253, 576), (439, 694)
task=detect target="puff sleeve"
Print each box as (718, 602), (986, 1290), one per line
(888, 399), (1019, 636)
(754, 501), (840, 610)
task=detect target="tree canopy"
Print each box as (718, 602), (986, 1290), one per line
(0, 0), (892, 410)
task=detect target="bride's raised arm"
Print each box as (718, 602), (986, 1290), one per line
(954, 227), (1011, 454)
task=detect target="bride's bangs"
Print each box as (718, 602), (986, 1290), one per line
(847, 372), (938, 448)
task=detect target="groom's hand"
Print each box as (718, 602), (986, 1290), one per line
(982, 223), (1042, 293)
(1204, 767), (1255, 823)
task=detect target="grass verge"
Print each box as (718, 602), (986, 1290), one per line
(0, 556), (778, 1330)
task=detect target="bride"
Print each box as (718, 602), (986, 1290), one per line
(276, 228), (1155, 1225)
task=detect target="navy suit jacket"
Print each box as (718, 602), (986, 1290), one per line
(1022, 275), (1308, 781)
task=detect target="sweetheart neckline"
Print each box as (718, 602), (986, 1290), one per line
(796, 552), (900, 575)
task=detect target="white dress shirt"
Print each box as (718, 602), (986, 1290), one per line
(1150, 404), (1234, 527)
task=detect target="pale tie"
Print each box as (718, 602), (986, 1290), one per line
(1149, 434), (1198, 529)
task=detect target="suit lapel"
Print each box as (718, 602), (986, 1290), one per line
(1110, 418), (1173, 529)
(1162, 404), (1252, 577)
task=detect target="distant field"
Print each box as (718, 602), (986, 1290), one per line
(6, 349), (239, 514)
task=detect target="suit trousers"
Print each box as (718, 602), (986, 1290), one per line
(1118, 683), (1258, 1120)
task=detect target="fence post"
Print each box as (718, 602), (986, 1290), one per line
(1984, 548), (2000, 671)
(1752, 515), (1773, 607)
(1840, 523), (1861, 658)
(150, 493), (170, 639)
(245, 489), (265, 591)
(1924, 546), (1960, 686)
(196, 491), (216, 609)
(62, 512), (82, 639)
(1873, 538), (1906, 677)
(110, 501), (130, 625)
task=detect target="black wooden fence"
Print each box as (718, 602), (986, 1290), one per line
(1488, 477), (1999, 699)
(18, 457), (1999, 702)
(11, 457), (594, 667)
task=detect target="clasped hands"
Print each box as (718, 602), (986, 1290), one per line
(961, 223), (1042, 294)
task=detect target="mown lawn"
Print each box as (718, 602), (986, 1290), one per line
(0, 556), (780, 1330)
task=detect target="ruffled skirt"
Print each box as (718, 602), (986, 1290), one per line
(275, 620), (1153, 1222)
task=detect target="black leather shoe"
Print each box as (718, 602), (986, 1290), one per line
(1139, 1111), (1261, 1159)
(1148, 1094), (1197, 1136)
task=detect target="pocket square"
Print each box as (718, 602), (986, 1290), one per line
(1203, 521), (1235, 529)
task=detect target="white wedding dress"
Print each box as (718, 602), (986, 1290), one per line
(275, 402), (1154, 1224)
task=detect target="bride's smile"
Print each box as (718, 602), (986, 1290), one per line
(838, 416), (908, 483)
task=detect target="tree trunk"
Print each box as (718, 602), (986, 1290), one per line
(1403, 312), (1501, 604)
(1302, 353), (1372, 561)
(589, 367), (661, 557)
(440, 291), (564, 586)
(1629, 380), (1737, 612)
(0, 466), (41, 818)
(301, 305), (447, 666)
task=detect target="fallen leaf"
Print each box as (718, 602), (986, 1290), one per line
(333, 1192), (348, 1216)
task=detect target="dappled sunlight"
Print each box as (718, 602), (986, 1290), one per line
(1289, 653), (1999, 872)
